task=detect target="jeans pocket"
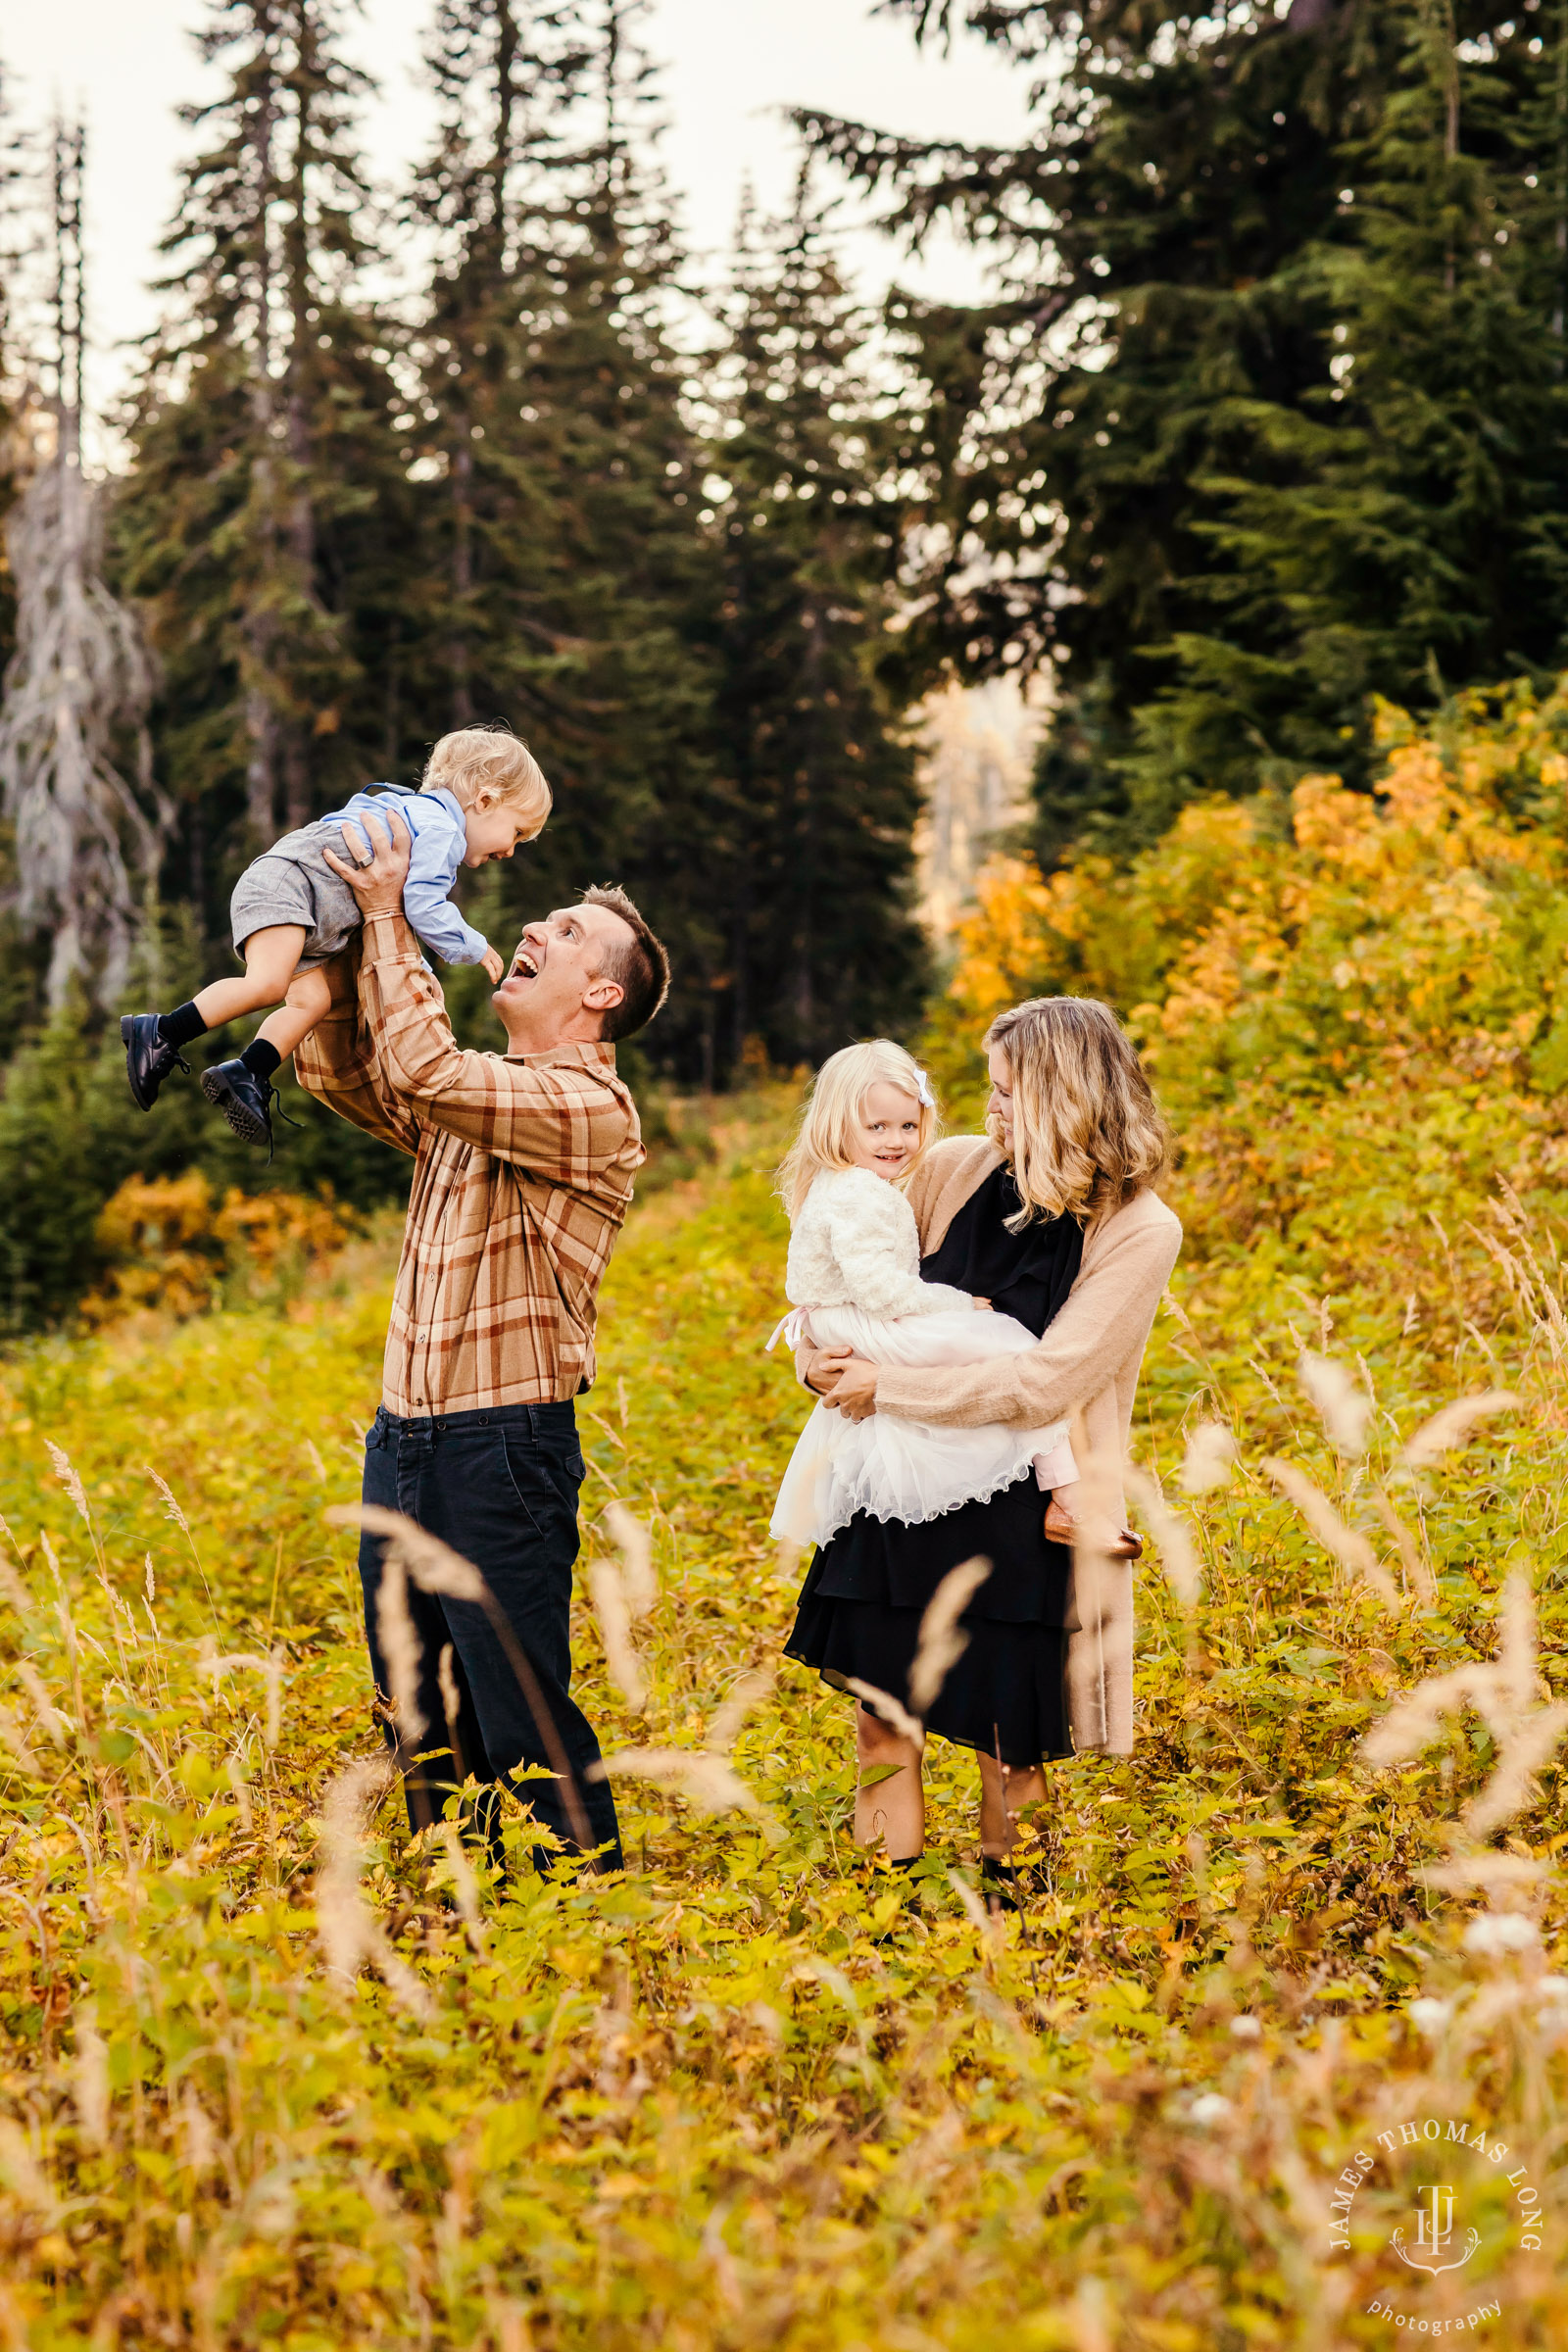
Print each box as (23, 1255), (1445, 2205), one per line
(497, 1430), (548, 1537)
(499, 1427), (584, 1534)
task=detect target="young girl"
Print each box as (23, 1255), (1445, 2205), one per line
(121, 726), (550, 1155)
(768, 1040), (1080, 1549)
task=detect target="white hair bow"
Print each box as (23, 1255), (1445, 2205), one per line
(913, 1066), (935, 1108)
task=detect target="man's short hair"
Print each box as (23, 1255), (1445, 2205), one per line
(581, 885), (670, 1044)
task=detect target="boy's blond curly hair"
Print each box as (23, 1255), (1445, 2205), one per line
(420, 724), (552, 838)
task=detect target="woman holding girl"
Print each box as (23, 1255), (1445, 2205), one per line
(773, 997), (1181, 1886)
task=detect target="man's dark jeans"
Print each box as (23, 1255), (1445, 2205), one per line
(359, 1401), (621, 1872)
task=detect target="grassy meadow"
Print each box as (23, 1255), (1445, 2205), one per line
(7, 690), (1568, 2345)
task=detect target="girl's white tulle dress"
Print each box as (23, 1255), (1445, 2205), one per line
(767, 1164), (1075, 1550)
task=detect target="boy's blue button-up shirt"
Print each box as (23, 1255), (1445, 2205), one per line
(321, 784), (488, 967)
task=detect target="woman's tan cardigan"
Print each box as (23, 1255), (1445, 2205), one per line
(798, 1135), (1181, 1755)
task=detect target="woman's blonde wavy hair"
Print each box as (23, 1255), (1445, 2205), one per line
(776, 1040), (939, 1221)
(985, 997), (1168, 1230)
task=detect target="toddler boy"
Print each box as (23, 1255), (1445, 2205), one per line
(122, 725), (550, 1154)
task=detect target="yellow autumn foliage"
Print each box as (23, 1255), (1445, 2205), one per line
(12, 693), (1568, 2345)
(82, 1172), (353, 1324)
(932, 679), (1568, 1289)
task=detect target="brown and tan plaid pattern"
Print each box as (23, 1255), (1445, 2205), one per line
(295, 910), (645, 1416)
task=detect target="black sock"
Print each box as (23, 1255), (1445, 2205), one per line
(157, 1002), (208, 1050)
(239, 1039), (281, 1083)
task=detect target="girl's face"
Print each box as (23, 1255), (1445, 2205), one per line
(848, 1081), (924, 1181)
(986, 1044), (1014, 1152)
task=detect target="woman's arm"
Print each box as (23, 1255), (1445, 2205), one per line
(874, 1203), (1182, 1429)
(791, 1342), (878, 1421)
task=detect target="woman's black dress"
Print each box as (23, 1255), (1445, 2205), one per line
(783, 1165), (1085, 1767)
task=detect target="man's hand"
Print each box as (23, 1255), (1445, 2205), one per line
(321, 806), (413, 916)
(480, 945), (506, 984)
(808, 1348), (878, 1422)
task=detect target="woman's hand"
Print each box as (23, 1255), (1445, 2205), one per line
(818, 1353), (878, 1422)
(803, 1344), (852, 1396)
(803, 1345), (878, 1419)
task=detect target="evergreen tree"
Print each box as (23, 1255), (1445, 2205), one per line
(115, 0), (414, 941)
(411, 20), (929, 1078)
(1120, 5), (1568, 821)
(802, 0), (1362, 853)
(412, 0), (723, 1076)
(710, 178), (927, 1071)
(406, 0), (580, 739)
(804, 2), (1568, 858)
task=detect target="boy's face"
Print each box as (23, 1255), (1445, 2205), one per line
(461, 791), (539, 866)
(494, 902), (635, 1048)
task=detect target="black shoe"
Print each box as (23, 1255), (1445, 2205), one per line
(981, 1857), (1020, 1915)
(122, 1014), (190, 1112)
(201, 1057), (276, 1152)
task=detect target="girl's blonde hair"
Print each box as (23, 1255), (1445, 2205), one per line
(421, 724), (552, 838)
(777, 1040), (939, 1220)
(985, 997), (1169, 1229)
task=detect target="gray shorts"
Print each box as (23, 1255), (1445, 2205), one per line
(229, 819), (367, 968)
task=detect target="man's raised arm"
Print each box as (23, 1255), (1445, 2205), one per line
(353, 907), (635, 1178)
(319, 808), (639, 1181)
(292, 936), (422, 1156)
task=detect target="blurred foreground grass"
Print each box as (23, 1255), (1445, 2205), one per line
(3, 1083), (1568, 2347)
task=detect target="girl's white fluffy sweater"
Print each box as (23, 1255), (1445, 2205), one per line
(784, 1165), (977, 1320)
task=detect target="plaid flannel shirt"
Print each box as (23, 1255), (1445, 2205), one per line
(295, 908), (645, 1416)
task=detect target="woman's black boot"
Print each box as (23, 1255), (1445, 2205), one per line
(980, 1856), (1020, 1914)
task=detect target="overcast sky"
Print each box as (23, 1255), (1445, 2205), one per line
(2, 0), (1036, 431)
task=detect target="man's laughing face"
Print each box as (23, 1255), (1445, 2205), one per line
(492, 901), (637, 1045)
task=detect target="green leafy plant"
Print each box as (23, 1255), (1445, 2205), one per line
(4, 1058), (1568, 2343)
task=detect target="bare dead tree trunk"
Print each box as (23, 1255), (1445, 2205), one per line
(0, 120), (168, 1007)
